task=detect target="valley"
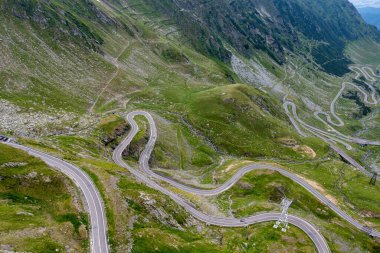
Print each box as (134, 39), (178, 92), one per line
(1, 0), (380, 252)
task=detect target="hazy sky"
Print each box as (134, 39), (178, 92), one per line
(349, 0), (380, 8)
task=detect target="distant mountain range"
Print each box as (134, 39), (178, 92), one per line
(349, 0), (380, 8)
(357, 7), (380, 29)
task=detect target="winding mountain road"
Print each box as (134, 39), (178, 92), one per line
(115, 111), (380, 236)
(1, 66), (377, 253)
(112, 109), (380, 253)
(313, 67), (379, 138)
(284, 65), (380, 176)
(297, 66), (380, 147)
(284, 101), (374, 177)
(2, 141), (109, 253)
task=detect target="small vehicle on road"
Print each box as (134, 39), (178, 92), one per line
(0, 135), (9, 142)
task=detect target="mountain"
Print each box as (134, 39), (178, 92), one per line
(132, 0), (380, 75)
(357, 7), (380, 29)
(1, 0), (380, 252)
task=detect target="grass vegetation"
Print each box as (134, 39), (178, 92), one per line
(211, 168), (380, 252)
(115, 167), (317, 253)
(346, 39), (380, 67)
(1, 0), (380, 252)
(284, 159), (380, 227)
(18, 122), (322, 253)
(0, 143), (88, 252)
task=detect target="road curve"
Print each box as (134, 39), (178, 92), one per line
(284, 101), (374, 177)
(116, 110), (380, 239)
(3, 142), (109, 253)
(362, 66), (380, 80)
(314, 80), (377, 128)
(282, 66), (380, 177)
(307, 66), (380, 146)
(113, 111), (336, 252)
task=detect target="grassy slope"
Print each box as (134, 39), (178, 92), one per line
(19, 137), (317, 253)
(0, 0), (131, 113)
(0, 143), (88, 252)
(1, 0), (380, 252)
(128, 115), (380, 252)
(346, 39), (380, 67)
(212, 168), (380, 252)
(184, 84), (325, 159)
(20, 113), (380, 252)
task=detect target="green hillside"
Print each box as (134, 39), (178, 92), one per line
(0, 144), (87, 252)
(1, 0), (380, 252)
(126, 0), (380, 75)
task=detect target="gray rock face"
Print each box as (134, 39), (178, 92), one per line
(139, 192), (185, 230)
(16, 212), (34, 216)
(0, 100), (95, 138)
(0, 162), (28, 168)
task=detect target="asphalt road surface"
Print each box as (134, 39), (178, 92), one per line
(285, 66), (380, 149)
(116, 111), (380, 238)
(3, 142), (109, 253)
(2, 65), (378, 252)
(0, 135), (9, 142)
(283, 101), (374, 177)
(113, 111), (334, 253)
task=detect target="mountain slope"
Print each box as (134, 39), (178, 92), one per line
(1, 0), (380, 252)
(127, 0), (380, 75)
(1, 0), (309, 160)
(0, 144), (88, 252)
(0, 0), (116, 113)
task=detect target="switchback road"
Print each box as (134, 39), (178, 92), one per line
(111, 108), (380, 253)
(292, 66), (380, 147)
(114, 111), (379, 240)
(284, 66), (380, 177)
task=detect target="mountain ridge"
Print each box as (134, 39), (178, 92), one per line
(129, 0), (380, 76)
(1, 1), (380, 252)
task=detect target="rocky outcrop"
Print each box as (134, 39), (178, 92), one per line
(0, 100), (96, 138)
